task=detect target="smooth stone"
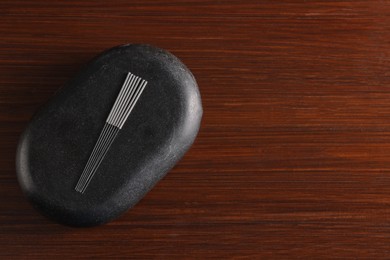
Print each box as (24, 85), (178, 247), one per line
(16, 44), (203, 227)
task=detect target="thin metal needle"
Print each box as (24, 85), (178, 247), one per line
(75, 72), (148, 193)
(118, 80), (148, 129)
(80, 127), (120, 193)
(107, 73), (135, 124)
(78, 125), (118, 192)
(112, 77), (141, 128)
(75, 123), (110, 190)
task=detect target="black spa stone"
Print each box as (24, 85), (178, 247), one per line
(15, 44), (203, 227)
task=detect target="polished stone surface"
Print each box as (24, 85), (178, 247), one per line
(16, 44), (203, 227)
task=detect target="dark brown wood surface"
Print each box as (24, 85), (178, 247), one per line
(1, 0), (390, 258)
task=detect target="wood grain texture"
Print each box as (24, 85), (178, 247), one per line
(1, 0), (390, 258)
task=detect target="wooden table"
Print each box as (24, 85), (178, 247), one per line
(1, 1), (390, 258)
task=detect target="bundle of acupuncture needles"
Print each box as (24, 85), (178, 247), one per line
(75, 72), (148, 193)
